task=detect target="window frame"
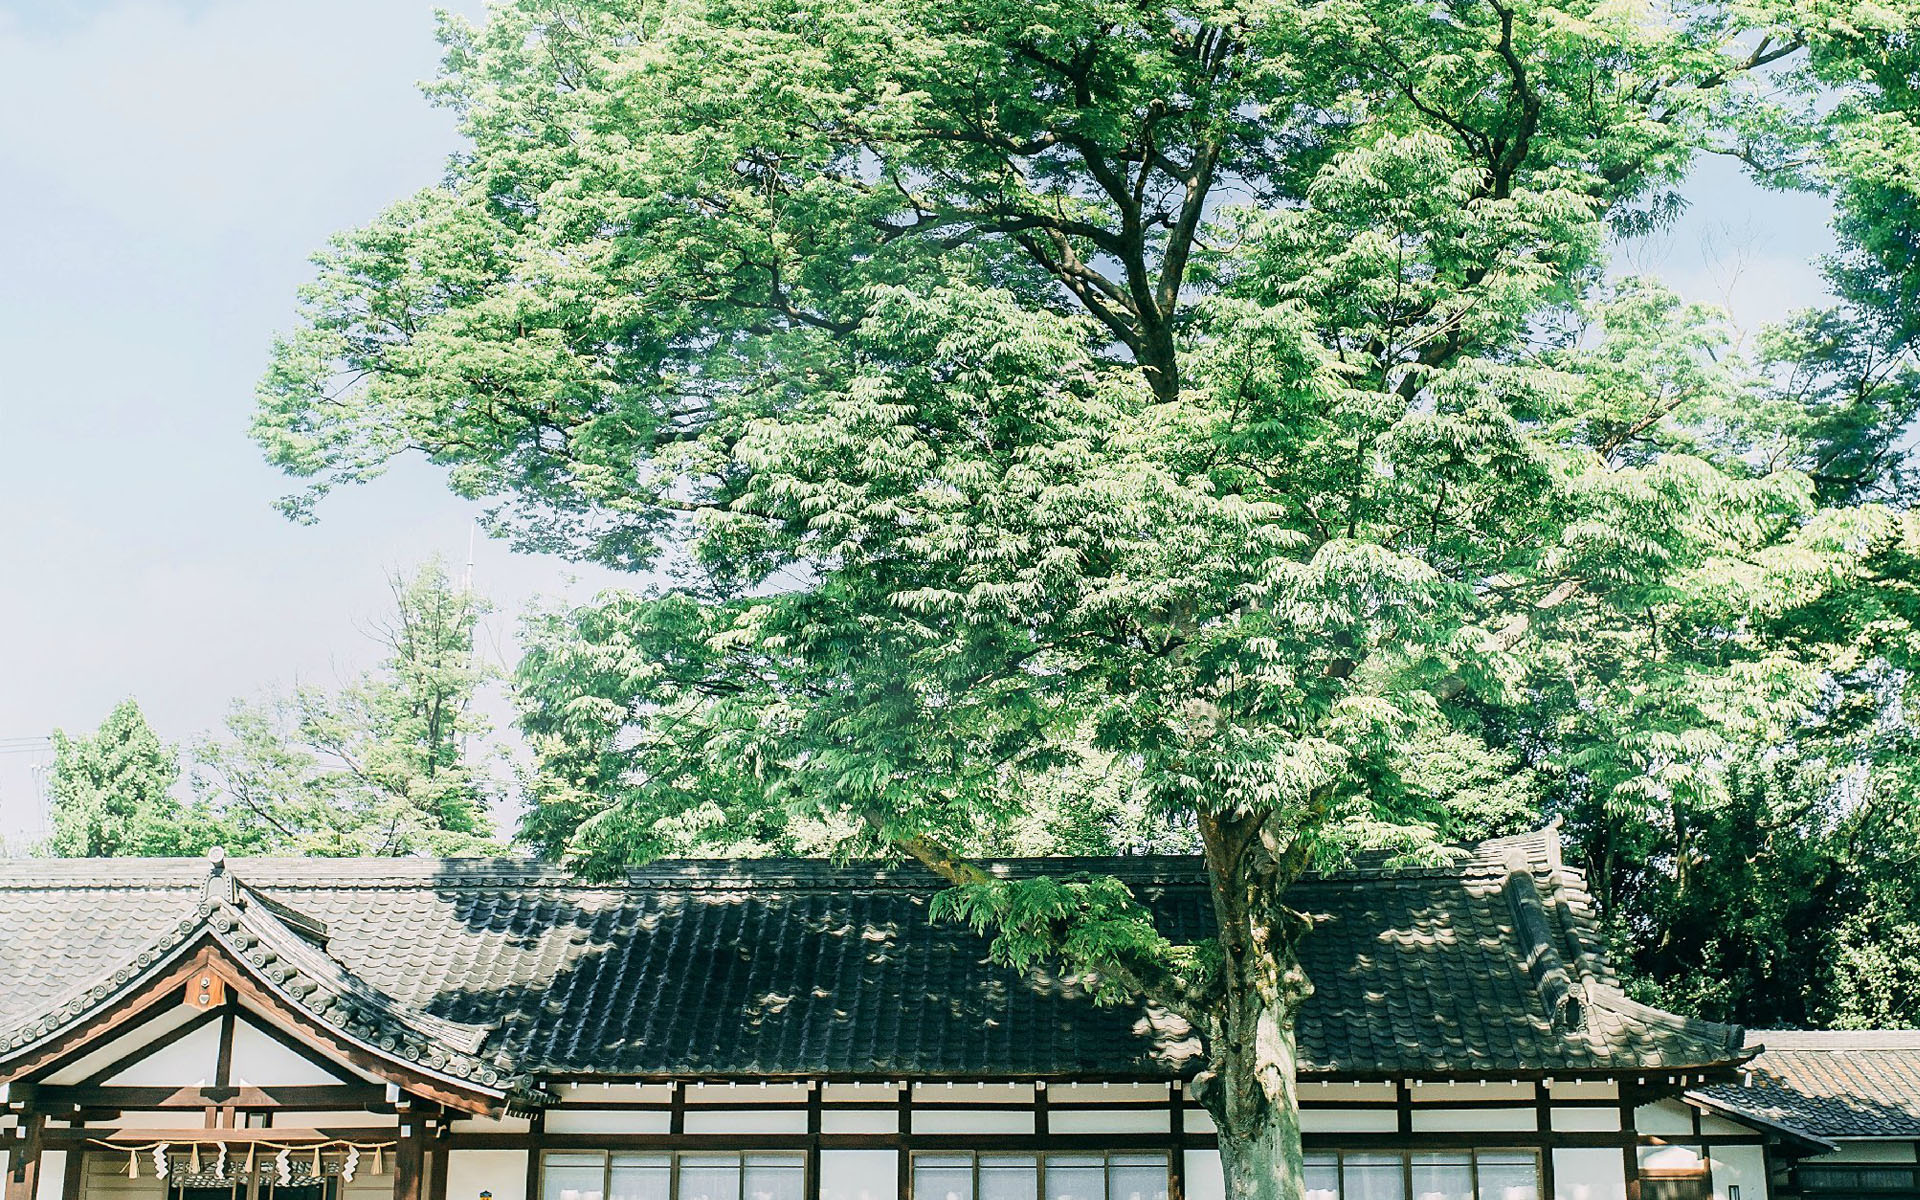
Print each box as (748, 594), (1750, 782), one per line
(906, 1149), (1172, 1200)
(539, 1149), (807, 1200)
(1302, 1148), (1543, 1200)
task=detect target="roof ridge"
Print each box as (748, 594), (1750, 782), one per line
(0, 828), (1575, 890)
(1746, 1029), (1920, 1051)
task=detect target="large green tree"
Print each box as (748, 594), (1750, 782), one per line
(255, 0), (1920, 1192)
(45, 699), (217, 858)
(191, 559), (501, 856)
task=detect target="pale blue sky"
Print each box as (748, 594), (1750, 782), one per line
(0, 0), (1840, 845)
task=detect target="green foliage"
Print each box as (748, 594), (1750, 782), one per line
(191, 559), (501, 856)
(256, 0), (1920, 1183)
(45, 699), (218, 858)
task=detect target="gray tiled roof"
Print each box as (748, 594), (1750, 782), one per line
(0, 829), (1743, 1087)
(1698, 1031), (1920, 1139)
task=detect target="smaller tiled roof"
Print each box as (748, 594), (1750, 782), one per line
(1696, 1031), (1920, 1139)
(0, 856), (525, 1107)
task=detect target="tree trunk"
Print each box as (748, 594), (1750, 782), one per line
(1210, 980), (1310, 1200)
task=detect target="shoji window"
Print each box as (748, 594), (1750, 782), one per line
(541, 1151), (804, 1200)
(1302, 1150), (1540, 1200)
(910, 1152), (1169, 1200)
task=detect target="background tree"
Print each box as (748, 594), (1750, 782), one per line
(255, 0), (1920, 1193)
(192, 558), (501, 856)
(44, 698), (216, 857)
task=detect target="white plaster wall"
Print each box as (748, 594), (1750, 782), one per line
(822, 1112), (896, 1135)
(1183, 1108), (1216, 1134)
(1412, 1083), (1535, 1103)
(821, 1150), (896, 1200)
(543, 1111), (670, 1134)
(1697, 1115), (1748, 1137)
(690, 1084), (810, 1104)
(272, 1111), (398, 1127)
(33, 1150), (66, 1200)
(1552, 1148), (1627, 1200)
(918, 1084), (1032, 1105)
(446, 1149), (529, 1200)
(823, 1085), (896, 1105)
(1299, 1083), (1396, 1103)
(912, 1110), (1033, 1134)
(1549, 1082), (1619, 1102)
(1707, 1144), (1768, 1200)
(1298, 1109), (1397, 1133)
(1048, 1110), (1170, 1134)
(553, 1085), (673, 1104)
(1632, 1100), (1695, 1136)
(229, 1022), (347, 1086)
(1183, 1150), (1225, 1200)
(1639, 1145), (1704, 1174)
(1409, 1107), (1536, 1132)
(681, 1109), (807, 1134)
(101, 1021), (222, 1087)
(1051, 1084), (1164, 1104)
(1549, 1108), (1621, 1132)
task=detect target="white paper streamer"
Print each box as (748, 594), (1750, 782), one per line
(275, 1148), (292, 1187)
(152, 1145), (170, 1180)
(341, 1147), (360, 1183)
(215, 1146), (228, 1180)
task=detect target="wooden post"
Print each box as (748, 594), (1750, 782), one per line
(6, 1111), (44, 1200)
(393, 1118), (425, 1200)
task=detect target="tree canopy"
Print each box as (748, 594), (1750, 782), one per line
(255, 0), (1920, 1192)
(45, 698), (214, 858)
(192, 559), (503, 856)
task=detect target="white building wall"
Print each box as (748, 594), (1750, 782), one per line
(1182, 1149), (1225, 1200)
(820, 1150), (895, 1200)
(1552, 1147), (1627, 1200)
(543, 1110), (670, 1134)
(1047, 1109), (1167, 1134)
(33, 1150), (65, 1200)
(446, 1149), (529, 1200)
(1409, 1106), (1536, 1132)
(1707, 1144), (1767, 1200)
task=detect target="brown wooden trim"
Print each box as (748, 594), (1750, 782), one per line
(33, 1086), (388, 1112)
(213, 1006), (236, 1092)
(450, 1127), (1765, 1154)
(40, 1128), (399, 1149)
